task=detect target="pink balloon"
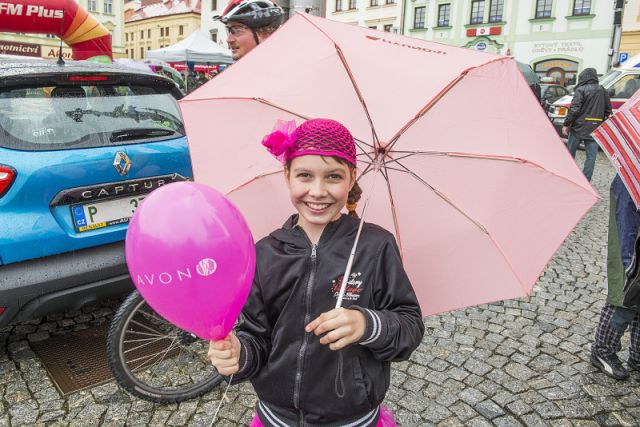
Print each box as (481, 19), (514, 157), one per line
(125, 182), (255, 340)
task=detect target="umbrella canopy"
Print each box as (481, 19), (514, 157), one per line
(146, 30), (233, 64)
(592, 90), (640, 207)
(179, 13), (598, 316)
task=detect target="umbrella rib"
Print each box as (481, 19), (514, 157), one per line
(385, 57), (511, 152)
(384, 73), (468, 153)
(296, 13), (380, 147)
(334, 46), (380, 148)
(354, 142), (375, 162)
(379, 165), (404, 256)
(226, 169), (284, 196)
(392, 158), (489, 235)
(254, 98), (312, 121)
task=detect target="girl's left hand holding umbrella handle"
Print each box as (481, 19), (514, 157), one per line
(305, 308), (366, 351)
(208, 334), (242, 376)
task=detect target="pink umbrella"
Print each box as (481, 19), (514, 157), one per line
(592, 90), (640, 207)
(179, 13), (598, 316)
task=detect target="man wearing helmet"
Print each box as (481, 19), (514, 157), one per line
(214, 0), (285, 61)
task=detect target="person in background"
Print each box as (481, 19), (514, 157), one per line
(591, 175), (640, 380)
(214, 0), (285, 61)
(562, 68), (612, 182)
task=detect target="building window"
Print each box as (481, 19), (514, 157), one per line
(211, 32), (218, 42)
(179, 25), (184, 35)
(104, 0), (113, 14)
(370, 0), (378, 5)
(212, 0), (217, 10)
(125, 33), (129, 42)
(140, 30), (144, 39)
(535, 0), (553, 19)
(87, 0), (97, 12)
(147, 29), (150, 38)
(140, 47), (144, 58)
(489, 0), (503, 22)
(414, 6), (425, 29)
(349, 0), (356, 9)
(160, 27), (164, 37)
(368, 25), (377, 29)
(126, 48), (128, 55)
(383, 24), (393, 32)
(165, 27), (170, 36)
(385, 0), (395, 4)
(573, 0), (590, 16)
(335, 0), (342, 11)
(470, 0), (484, 24)
(438, 3), (451, 26)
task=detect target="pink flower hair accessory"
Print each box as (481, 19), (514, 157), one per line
(261, 120), (298, 163)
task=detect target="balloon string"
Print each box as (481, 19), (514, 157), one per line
(209, 374), (233, 427)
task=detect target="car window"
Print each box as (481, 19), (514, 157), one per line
(609, 74), (640, 100)
(0, 82), (184, 150)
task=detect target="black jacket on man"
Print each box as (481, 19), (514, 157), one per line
(233, 214), (424, 426)
(564, 68), (612, 139)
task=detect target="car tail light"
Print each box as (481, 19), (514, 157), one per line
(0, 307), (5, 316)
(0, 165), (16, 197)
(67, 76), (109, 81)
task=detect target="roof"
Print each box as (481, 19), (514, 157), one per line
(126, 0), (201, 22)
(0, 56), (158, 79)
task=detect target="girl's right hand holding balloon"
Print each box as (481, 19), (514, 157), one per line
(208, 333), (242, 375)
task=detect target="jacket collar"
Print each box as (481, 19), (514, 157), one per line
(270, 213), (359, 248)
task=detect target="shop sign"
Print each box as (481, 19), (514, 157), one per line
(534, 59), (579, 72)
(475, 42), (487, 51)
(0, 40), (41, 57)
(532, 41), (584, 54)
(44, 46), (72, 60)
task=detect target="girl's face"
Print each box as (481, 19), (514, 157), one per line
(285, 155), (355, 238)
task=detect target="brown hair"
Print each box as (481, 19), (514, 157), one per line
(285, 156), (362, 218)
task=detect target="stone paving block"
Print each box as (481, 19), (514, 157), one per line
(8, 399), (39, 425)
(419, 400), (452, 424)
(493, 415), (524, 427)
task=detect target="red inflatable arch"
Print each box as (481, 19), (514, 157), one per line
(0, 0), (112, 61)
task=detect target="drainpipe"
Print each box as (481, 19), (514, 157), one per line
(399, 0), (406, 34)
(610, 0), (624, 69)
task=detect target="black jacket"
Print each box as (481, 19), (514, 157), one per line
(233, 214), (424, 426)
(564, 68), (612, 139)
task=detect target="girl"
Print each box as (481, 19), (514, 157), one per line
(208, 118), (424, 426)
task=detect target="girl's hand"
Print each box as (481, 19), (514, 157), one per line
(305, 308), (366, 351)
(208, 333), (241, 375)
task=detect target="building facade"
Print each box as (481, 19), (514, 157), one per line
(325, 0), (402, 32)
(0, 0), (125, 60)
(200, 0), (230, 44)
(125, 0), (201, 59)
(400, 0), (614, 86)
(620, 0), (640, 60)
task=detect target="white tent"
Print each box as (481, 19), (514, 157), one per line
(145, 31), (233, 64)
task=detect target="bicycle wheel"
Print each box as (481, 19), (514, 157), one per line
(106, 290), (223, 403)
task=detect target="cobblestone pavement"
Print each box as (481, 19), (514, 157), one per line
(2, 151), (640, 426)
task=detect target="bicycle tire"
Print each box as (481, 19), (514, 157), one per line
(106, 290), (223, 403)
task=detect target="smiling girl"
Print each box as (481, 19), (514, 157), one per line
(208, 118), (424, 426)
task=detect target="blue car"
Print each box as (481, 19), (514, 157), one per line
(0, 57), (193, 327)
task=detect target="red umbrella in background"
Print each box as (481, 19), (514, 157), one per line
(593, 90), (640, 207)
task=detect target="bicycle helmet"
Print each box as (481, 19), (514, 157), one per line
(214, 0), (284, 30)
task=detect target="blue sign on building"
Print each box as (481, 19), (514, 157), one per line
(619, 52), (629, 63)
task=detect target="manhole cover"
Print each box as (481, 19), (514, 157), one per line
(31, 321), (179, 396)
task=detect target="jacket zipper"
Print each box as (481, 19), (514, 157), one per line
(625, 231), (640, 288)
(293, 243), (317, 425)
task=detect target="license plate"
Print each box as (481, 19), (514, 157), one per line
(71, 195), (145, 232)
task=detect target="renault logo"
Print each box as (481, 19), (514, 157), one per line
(113, 152), (131, 176)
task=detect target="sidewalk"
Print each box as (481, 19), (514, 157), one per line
(1, 151), (639, 426)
